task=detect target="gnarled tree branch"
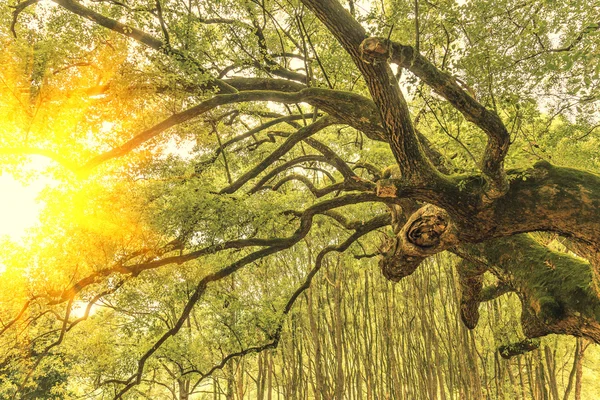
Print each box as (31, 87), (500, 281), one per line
(360, 37), (510, 197)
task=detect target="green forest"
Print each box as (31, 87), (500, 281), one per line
(0, 0), (599, 398)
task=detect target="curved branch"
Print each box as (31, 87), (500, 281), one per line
(220, 116), (337, 194)
(271, 175), (360, 198)
(197, 112), (321, 169)
(106, 193), (396, 398)
(303, 138), (358, 180)
(186, 213), (391, 392)
(248, 155), (333, 194)
(79, 91), (319, 172)
(225, 77), (306, 93)
(77, 87), (392, 173)
(10, 0), (41, 37)
(271, 174), (319, 195)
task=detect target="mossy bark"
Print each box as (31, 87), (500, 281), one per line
(381, 161), (600, 344)
(459, 235), (600, 342)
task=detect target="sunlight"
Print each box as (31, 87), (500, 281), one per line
(0, 157), (54, 241)
(0, 173), (45, 240)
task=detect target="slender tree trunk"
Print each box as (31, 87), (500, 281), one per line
(267, 353), (273, 400)
(333, 260), (344, 400)
(227, 362), (234, 400)
(574, 339), (590, 400)
(563, 339), (580, 400)
(544, 345), (560, 400)
(178, 378), (190, 400)
(307, 288), (324, 399)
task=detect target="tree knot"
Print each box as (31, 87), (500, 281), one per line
(360, 37), (390, 64)
(407, 214), (447, 247)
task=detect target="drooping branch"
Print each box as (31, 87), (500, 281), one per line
(456, 260), (514, 329)
(303, 138), (360, 181)
(248, 155), (335, 194)
(272, 176), (365, 198)
(456, 260), (486, 330)
(2, 79), (442, 175)
(5, 233), (310, 328)
(185, 213), (391, 392)
(383, 214), (600, 343)
(79, 92), (268, 172)
(195, 113), (320, 171)
(105, 192), (398, 398)
(458, 235), (600, 343)
(271, 174), (320, 196)
(246, 137), (376, 196)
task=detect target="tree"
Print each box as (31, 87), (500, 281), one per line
(0, 0), (599, 397)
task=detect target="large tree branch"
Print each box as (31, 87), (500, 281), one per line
(381, 201), (600, 344)
(360, 37), (510, 197)
(458, 235), (600, 343)
(225, 77), (306, 93)
(300, 0), (440, 185)
(77, 91), (311, 172)
(0, 80), (440, 176)
(73, 87), (389, 172)
(8, 191), (397, 332)
(381, 161), (600, 250)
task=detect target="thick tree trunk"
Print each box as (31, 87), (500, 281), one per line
(378, 161), (600, 344)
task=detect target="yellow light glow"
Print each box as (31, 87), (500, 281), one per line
(0, 173), (45, 240)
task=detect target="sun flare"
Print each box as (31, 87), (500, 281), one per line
(0, 173), (46, 240)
